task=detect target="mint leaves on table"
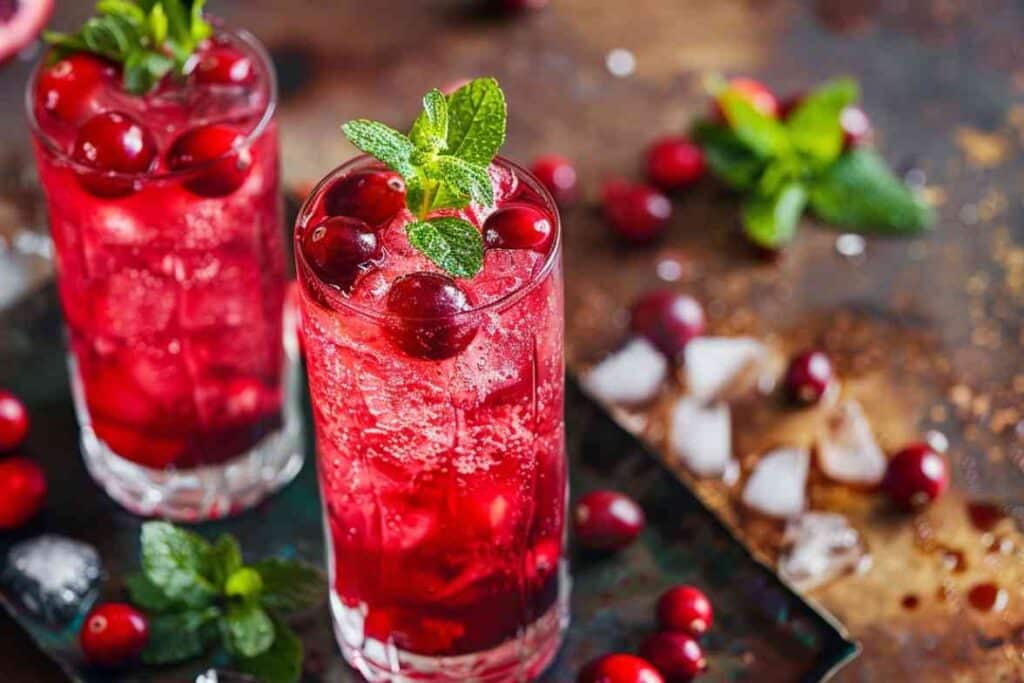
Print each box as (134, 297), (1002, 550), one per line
(693, 77), (934, 249)
(44, 0), (212, 95)
(127, 522), (326, 683)
(342, 77), (508, 278)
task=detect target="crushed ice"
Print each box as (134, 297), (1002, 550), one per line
(669, 397), (734, 478)
(2, 535), (102, 624)
(779, 512), (867, 591)
(685, 337), (766, 402)
(742, 446), (809, 518)
(582, 337), (667, 405)
(815, 400), (887, 486)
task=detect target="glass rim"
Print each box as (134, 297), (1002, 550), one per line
(295, 154), (563, 324)
(23, 22), (278, 183)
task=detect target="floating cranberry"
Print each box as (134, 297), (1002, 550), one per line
(483, 204), (554, 252)
(80, 603), (149, 668)
(168, 124), (251, 197)
(783, 350), (833, 405)
(385, 272), (478, 360)
(840, 105), (871, 149)
(602, 180), (672, 245)
(640, 632), (707, 681)
(0, 457), (46, 529)
(72, 111), (156, 197)
(0, 389), (29, 451)
(630, 290), (705, 359)
(300, 216), (381, 292)
(579, 653), (665, 683)
(657, 585), (714, 636)
(323, 170), (407, 229)
(531, 154), (578, 206)
(646, 137), (705, 192)
(192, 44), (255, 86)
(574, 490), (645, 551)
(883, 443), (949, 510)
(712, 77), (779, 123)
(35, 53), (111, 124)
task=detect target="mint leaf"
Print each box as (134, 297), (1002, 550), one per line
(142, 608), (220, 665)
(235, 618), (303, 683)
(96, 0), (146, 24)
(123, 50), (174, 94)
(407, 217), (485, 278)
(719, 89), (789, 158)
(445, 78), (507, 166)
(411, 89), (449, 151)
(125, 572), (179, 612)
(342, 120), (416, 179)
(148, 3), (168, 44)
(691, 122), (765, 191)
(786, 78), (859, 166)
(222, 602), (275, 658)
(207, 534), (243, 590)
(809, 149), (933, 234)
(433, 156), (494, 206)
(253, 558), (327, 614)
(225, 567), (264, 600)
(140, 522), (217, 608)
(743, 182), (807, 248)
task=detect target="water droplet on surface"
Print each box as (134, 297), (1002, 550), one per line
(835, 233), (865, 259)
(656, 257), (684, 282)
(605, 49), (636, 78)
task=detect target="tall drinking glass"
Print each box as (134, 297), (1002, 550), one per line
(296, 156), (567, 682)
(26, 25), (301, 520)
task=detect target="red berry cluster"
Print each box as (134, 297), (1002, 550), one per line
(0, 389), (46, 529)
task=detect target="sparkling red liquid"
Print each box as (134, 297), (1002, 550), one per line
(30, 33), (286, 469)
(297, 158), (566, 658)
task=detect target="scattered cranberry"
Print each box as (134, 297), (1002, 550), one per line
(630, 290), (705, 359)
(192, 44), (255, 86)
(574, 490), (645, 551)
(0, 457), (46, 529)
(35, 53), (111, 124)
(640, 632), (707, 681)
(72, 111), (156, 197)
(80, 603), (149, 668)
(385, 273), (478, 360)
(0, 389), (29, 451)
(646, 137), (705, 192)
(783, 350), (833, 405)
(602, 180), (672, 245)
(531, 154), (578, 206)
(483, 204), (554, 252)
(579, 653), (664, 683)
(167, 124), (251, 197)
(657, 585), (714, 636)
(301, 216), (381, 292)
(712, 77), (779, 123)
(840, 105), (871, 149)
(324, 170), (407, 229)
(883, 443), (949, 510)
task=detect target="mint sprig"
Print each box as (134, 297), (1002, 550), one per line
(44, 0), (212, 95)
(693, 77), (934, 248)
(341, 77), (508, 278)
(127, 522), (326, 683)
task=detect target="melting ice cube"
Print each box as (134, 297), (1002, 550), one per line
(741, 446), (809, 518)
(779, 512), (867, 591)
(815, 400), (887, 486)
(685, 337), (766, 402)
(2, 535), (102, 625)
(669, 397), (734, 478)
(581, 337), (668, 405)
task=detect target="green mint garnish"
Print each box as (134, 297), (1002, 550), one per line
(341, 77), (508, 278)
(128, 522), (326, 683)
(693, 77), (934, 248)
(44, 0), (213, 95)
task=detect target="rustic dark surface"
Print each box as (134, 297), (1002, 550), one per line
(1, 0), (1023, 681)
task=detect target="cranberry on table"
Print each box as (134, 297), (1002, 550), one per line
(630, 290), (705, 359)
(72, 111), (157, 197)
(840, 105), (871, 149)
(574, 490), (646, 551)
(300, 216), (382, 292)
(646, 137), (705, 192)
(783, 349), (833, 406)
(323, 170), (407, 228)
(640, 632), (707, 681)
(602, 180), (672, 245)
(0, 389), (29, 451)
(883, 442), (949, 510)
(579, 653), (665, 683)
(35, 53), (111, 124)
(531, 154), (578, 206)
(167, 124), (251, 197)
(80, 603), (149, 667)
(0, 457), (46, 529)
(483, 204), (555, 252)
(712, 77), (779, 122)
(192, 44), (255, 86)
(385, 272), (478, 360)
(657, 585), (714, 636)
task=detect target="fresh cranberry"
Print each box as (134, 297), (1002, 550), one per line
(385, 273), (478, 360)
(167, 124), (251, 197)
(35, 53), (111, 124)
(883, 443), (949, 510)
(0, 457), (46, 529)
(657, 585), (714, 636)
(0, 389), (29, 451)
(192, 44), (255, 86)
(531, 154), (578, 206)
(646, 137), (705, 192)
(323, 170), (407, 229)
(783, 350), (833, 405)
(602, 180), (672, 245)
(80, 603), (149, 667)
(630, 290), (705, 359)
(579, 653), (665, 683)
(840, 105), (871, 149)
(640, 632), (707, 681)
(483, 204), (554, 252)
(72, 111), (156, 197)
(300, 216), (381, 292)
(712, 77), (779, 123)
(574, 490), (645, 551)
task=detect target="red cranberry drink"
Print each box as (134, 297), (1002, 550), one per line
(27, 3), (301, 520)
(296, 79), (567, 681)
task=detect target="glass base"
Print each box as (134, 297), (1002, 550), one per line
(330, 566), (570, 683)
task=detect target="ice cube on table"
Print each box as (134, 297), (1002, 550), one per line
(815, 400), (887, 485)
(581, 337), (668, 406)
(741, 446), (810, 518)
(2, 535), (102, 625)
(669, 397), (734, 478)
(684, 337), (767, 402)
(779, 512), (867, 591)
